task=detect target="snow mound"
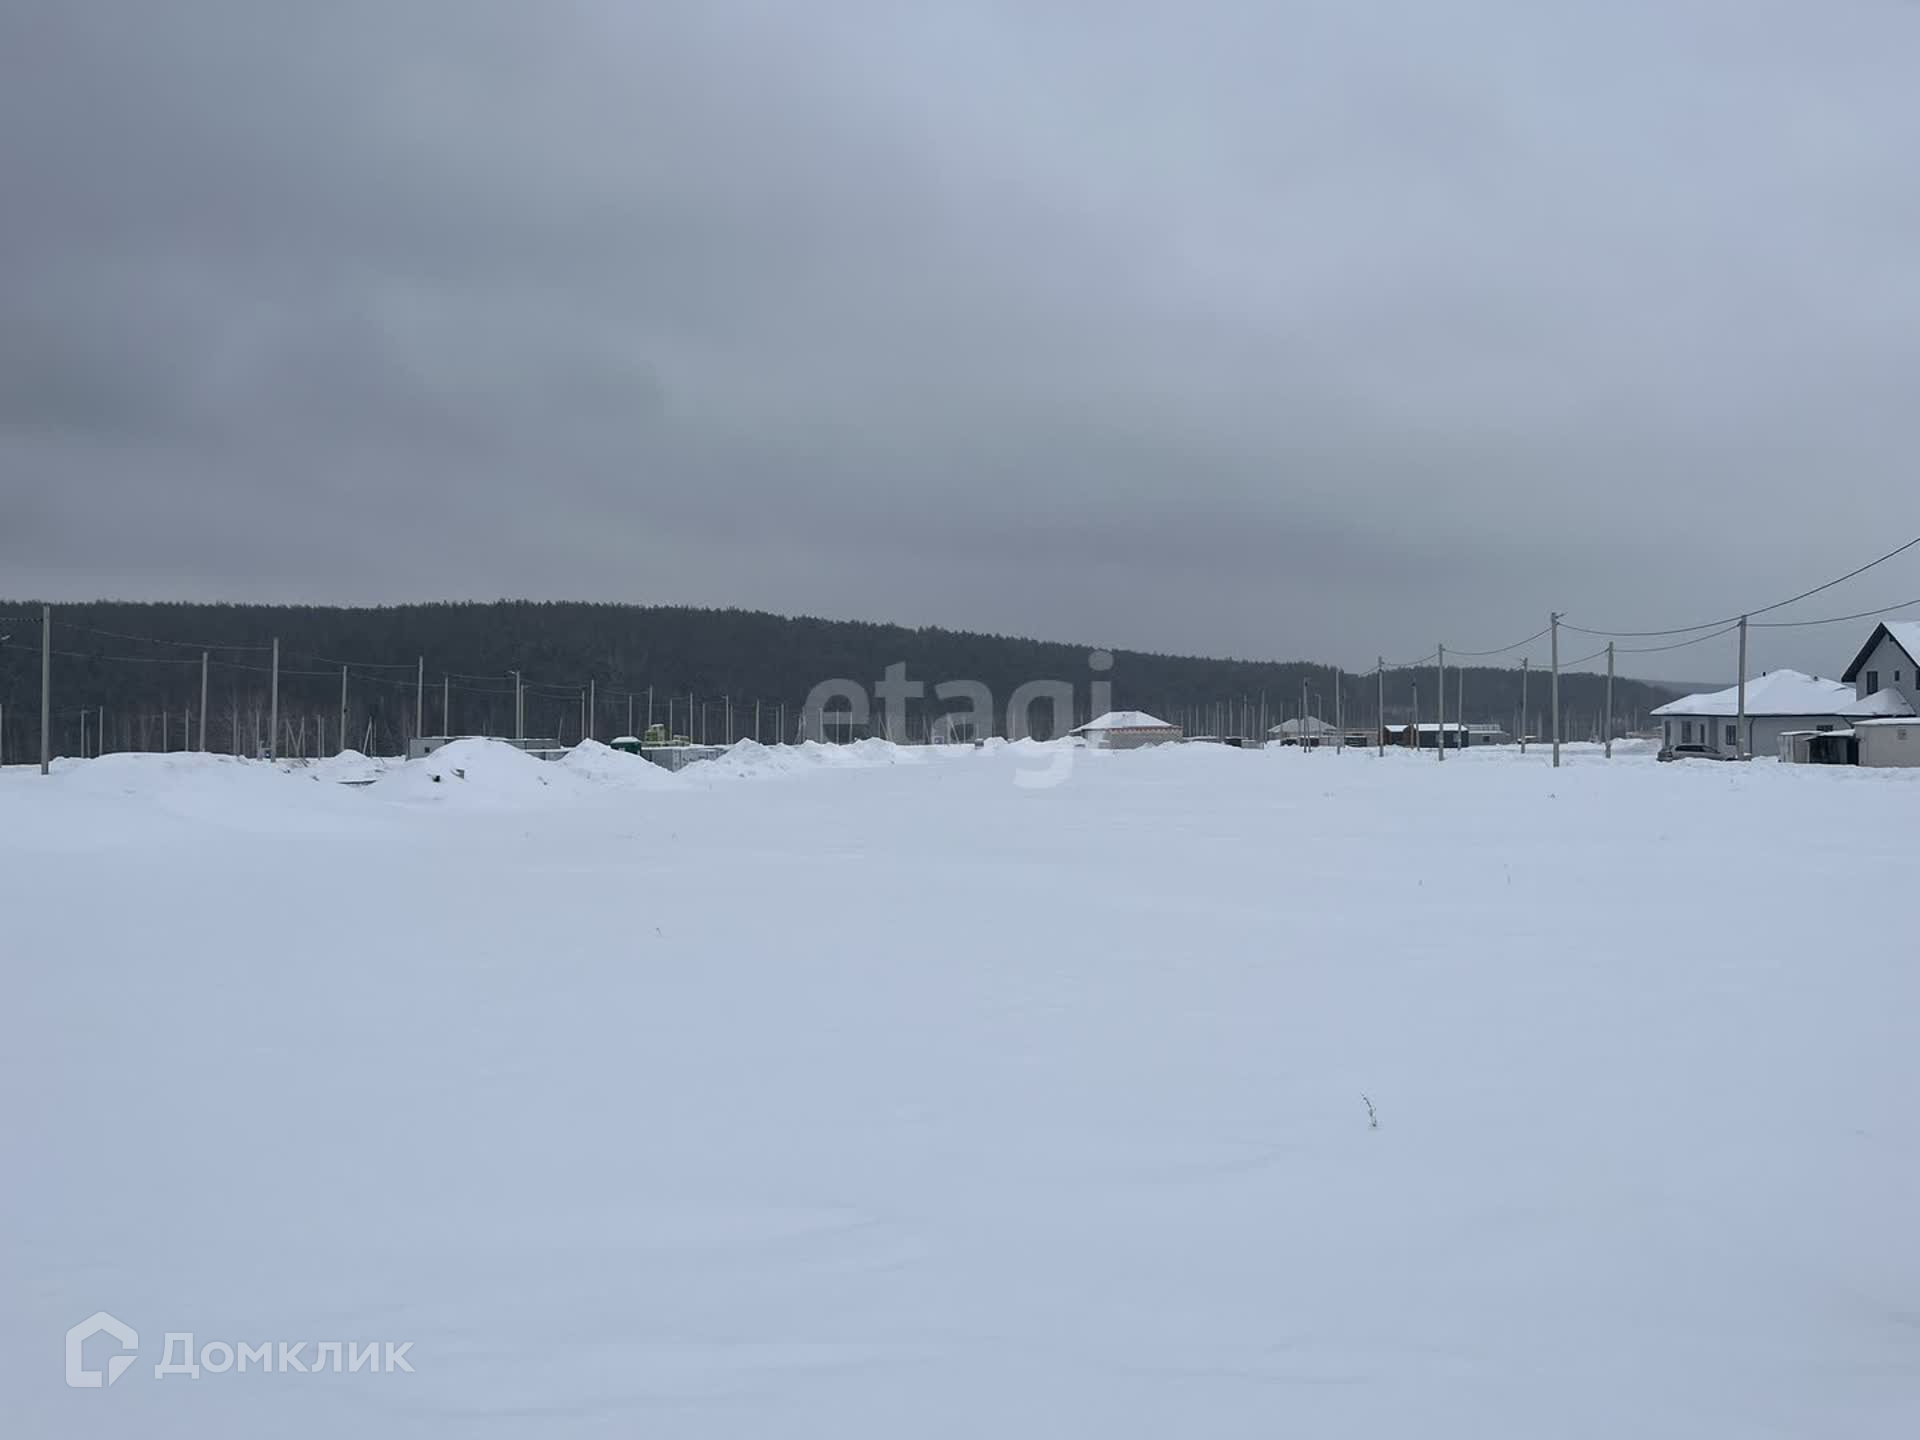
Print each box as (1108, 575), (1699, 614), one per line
(556, 739), (684, 789)
(371, 737), (595, 807)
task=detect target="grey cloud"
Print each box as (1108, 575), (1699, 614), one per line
(3, 0), (1919, 679)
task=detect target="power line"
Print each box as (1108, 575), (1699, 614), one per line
(1752, 595), (1920, 630)
(50, 621), (275, 653)
(1566, 532), (1920, 638)
(1446, 626), (1552, 659)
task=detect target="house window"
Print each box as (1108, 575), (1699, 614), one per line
(1866, 670), (1879, 693)
(1725, 724), (1737, 747)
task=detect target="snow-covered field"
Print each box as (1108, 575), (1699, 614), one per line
(5, 739), (1917, 1437)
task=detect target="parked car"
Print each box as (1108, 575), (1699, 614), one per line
(1656, 743), (1735, 762)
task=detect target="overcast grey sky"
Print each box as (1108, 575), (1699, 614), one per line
(3, 0), (1918, 679)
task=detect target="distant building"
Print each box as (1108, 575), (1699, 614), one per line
(1381, 722), (1499, 749)
(1855, 717), (1920, 768)
(1072, 710), (1183, 750)
(1652, 669), (1912, 758)
(1267, 716), (1337, 747)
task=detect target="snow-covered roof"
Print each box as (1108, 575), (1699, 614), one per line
(1268, 716), (1337, 736)
(1073, 710), (1178, 733)
(1852, 717), (1916, 729)
(1840, 688), (1915, 719)
(1652, 669), (1855, 718)
(1383, 722), (1473, 734)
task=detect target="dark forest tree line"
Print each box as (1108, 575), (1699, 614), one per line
(0, 600), (1682, 759)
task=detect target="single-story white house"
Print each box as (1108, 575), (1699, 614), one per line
(1267, 716), (1338, 746)
(1653, 669), (1914, 758)
(1380, 722), (1498, 749)
(1071, 710), (1183, 750)
(1841, 621), (1920, 715)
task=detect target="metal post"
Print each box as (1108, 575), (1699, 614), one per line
(647, 686), (654, 731)
(443, 674), (450, 737)
(339, 665), (349, 754)
(755, 698), (762, 743)
(512, 671), (523, 740)
(1335, 669), (1343, 752)
(627, 693), (634, 737)
(1550, 613), (1562, 769)
(81, 707), (88, 760)
(1376, 660), (1385, 756)
(98, 705), (104, 756)
(1457, 665), (1464, 749)
(1736, 615), (1749, 759)
(416, 657), (424, 744)
(1605, 642), (1615, 759)
(1519, 658), (1528, 754)
(268, 638), (279, 760)
(40, 604), (50, 774)
(588, 679), (596, 742)
(1436, 644), (1445, 761)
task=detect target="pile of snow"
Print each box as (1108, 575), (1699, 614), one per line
(369, 737), (599, 807)
(555, 739), (684, 790)
(302, 747), (389, 784)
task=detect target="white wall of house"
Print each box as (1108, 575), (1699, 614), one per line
(1852, 634), (1920, 711)
(1660, 712), (1847, 757)
(1857, 721), (1920, 768)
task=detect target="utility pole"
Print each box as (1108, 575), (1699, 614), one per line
(40, 604), (50, 774)
(627, 693), (634, 738)
(1300, 678), (1308, 749)
(1436, 644), (1446, 762)
(1457, 665), (1465, 750)
(1376, 660), (1385, 756)
(1736, 614), (1749, 759)
(1605, 642), (1615, 759)
(339, 665), (349, 754)
(1335, 669), (1344, 752)
(443, 674), (450, 737)
(269, 637), (279, 761)
(1519, 658), (1528, 754)
(755, 698), (762, 743)
(1550, 612), (1563, 769)
(588, 679), (596, 742)
(512, 671), (524, 740)
(647, 685), (654, 732)
(416, 657), (425, 744)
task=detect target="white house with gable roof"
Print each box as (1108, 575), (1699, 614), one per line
(1840, 622), (1920, 716)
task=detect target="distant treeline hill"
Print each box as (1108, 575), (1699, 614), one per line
(0, 600), (1682, 756)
